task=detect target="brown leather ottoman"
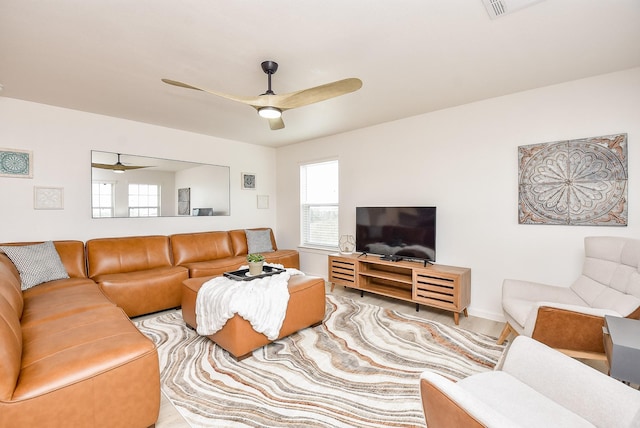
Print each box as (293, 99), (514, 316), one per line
(182, 274), (326, 360)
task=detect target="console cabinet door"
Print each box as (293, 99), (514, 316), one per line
(328, 255), (358, 289)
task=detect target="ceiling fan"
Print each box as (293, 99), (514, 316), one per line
(91, 153), (151, 174)
(161, 60), (362, 130)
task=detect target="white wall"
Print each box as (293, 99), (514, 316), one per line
(0, 98), (277, 241)
(276, 67), (640, 321)
(175, 164), (230, 215)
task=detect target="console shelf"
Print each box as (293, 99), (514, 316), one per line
(329, 253), (470, 324)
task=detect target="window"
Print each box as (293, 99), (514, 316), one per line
(92, 182), (114, 218)
(128, 183), (160, 217)
(300, 160), (339, 248)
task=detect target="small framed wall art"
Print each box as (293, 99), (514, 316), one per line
(257, 195), (269, 209)
(0, 148), (33, 178)
(242, 172), (256, 190)
(34, 186), (64, 210)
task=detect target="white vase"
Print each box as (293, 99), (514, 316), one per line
(248, 261), (264, 276)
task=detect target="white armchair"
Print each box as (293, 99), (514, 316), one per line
(498, 236), (640, 359)
(420, 336), (640, 428)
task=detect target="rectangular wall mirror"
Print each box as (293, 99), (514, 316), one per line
(91, 150), (230, 218)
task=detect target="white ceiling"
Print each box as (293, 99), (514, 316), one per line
(1, 1), (639, 147)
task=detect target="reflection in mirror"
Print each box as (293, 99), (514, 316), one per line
(91, 151), (230, 218)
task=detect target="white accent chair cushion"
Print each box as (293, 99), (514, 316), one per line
(420, 336), (640, 428)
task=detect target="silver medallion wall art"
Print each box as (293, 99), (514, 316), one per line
(0, 148), (32, 178)
(518, 133), (627, 226)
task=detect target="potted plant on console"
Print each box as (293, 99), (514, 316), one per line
(247, 253), (265, 276)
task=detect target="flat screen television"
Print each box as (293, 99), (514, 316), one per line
(356, 206), (436, 262)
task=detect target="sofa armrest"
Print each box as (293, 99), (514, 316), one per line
(419, 372), (518, 428)
(502, 336), (640, 428)
(523, 302), (619, 353)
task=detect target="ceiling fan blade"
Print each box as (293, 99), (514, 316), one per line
(272, 78), (362, 109)
(268, 117), (285, 130)
(161, 79), (204, 92)
(118, 165), (149, 170)
(91, 163), (149, 171)
(91, 163), (116, 170)
(162, 78), (262, 106)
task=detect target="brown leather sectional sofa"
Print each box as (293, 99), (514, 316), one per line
(0, 228), (299, 428)
(0, 240), (161, 428)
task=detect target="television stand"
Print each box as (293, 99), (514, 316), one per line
(328, 253), (470, 325)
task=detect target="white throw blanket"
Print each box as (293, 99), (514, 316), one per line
(195, 264), (304, 340)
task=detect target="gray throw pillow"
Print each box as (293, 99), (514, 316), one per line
(0, 241), (69, 290)
(245, 229), (274, 254)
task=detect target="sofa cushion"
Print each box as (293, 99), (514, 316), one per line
(86, 235), (174, 277)
(50, 240), (88, 278)
(170, 231), (234, 265)
(18, 306), (155, 399)
(0, 241), (69, 290)
(458, 371), (594, 428)
(262, 250), (300, 269)
(93, 266), (188, 317)
(0, 254), (24, 318)
(245, 229), (274, 254)
(0, 295), (22, 401)
(180, 255), (247, 278)
(20, 279), (115, 327)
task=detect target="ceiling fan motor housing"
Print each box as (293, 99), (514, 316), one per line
(261, 60), (278, 75)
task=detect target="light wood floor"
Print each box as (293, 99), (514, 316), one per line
(151, 282), (507, 427)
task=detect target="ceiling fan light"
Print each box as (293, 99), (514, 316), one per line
(113, 169), (125, 174)
(258, 106), (281, 119)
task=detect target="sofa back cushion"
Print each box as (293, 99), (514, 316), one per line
(571, 236), (640, 316)
(170, 231), (234, 265)
(52, 240), (88, 278)
(0, 253), (24, 318)
(86, 235), (173, 277)
(0, 293), (22, 401)
(229, 228), (278, 257)
(0, 240), (87, 279)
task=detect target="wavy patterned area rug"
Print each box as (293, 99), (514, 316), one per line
(135, 294), (505, 428)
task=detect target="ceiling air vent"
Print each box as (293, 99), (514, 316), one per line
(482, 0), (545, 19)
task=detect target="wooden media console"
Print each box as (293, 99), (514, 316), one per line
(328, 253), (470, 324)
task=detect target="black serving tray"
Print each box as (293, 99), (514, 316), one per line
(223, 265), (286, 281)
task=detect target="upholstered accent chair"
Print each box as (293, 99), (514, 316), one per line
(420, 336), (640, 428)
(498, 236), (640, 359)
